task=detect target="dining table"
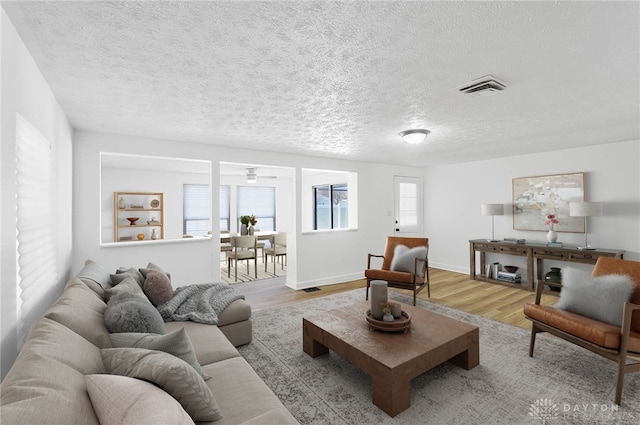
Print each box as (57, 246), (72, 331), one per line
(219, 231), (277, 244)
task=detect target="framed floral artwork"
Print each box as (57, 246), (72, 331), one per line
(512, 172), (585, 232)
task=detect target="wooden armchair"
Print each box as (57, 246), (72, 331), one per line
(365, 236), (430, 306)
(524, 257), (640, 405)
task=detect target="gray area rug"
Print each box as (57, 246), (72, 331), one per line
(238, 289), (639, 424)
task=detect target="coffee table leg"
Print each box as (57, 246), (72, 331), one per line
(448, 332), (480, 370)
(371, 375), (410, 417)
(302, 322), (329, 358)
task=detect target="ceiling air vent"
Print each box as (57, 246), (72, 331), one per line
(458, 75), (506, 95)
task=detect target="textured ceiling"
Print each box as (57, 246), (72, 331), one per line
(3, 1), (639, 167)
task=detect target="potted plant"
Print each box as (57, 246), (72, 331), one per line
(240, 215), (251, 235)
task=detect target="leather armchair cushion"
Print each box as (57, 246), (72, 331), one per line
(364, 268), (417, 283)
(524, 303), (640, 353)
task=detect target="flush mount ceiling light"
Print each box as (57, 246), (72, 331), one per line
(399, 129), (430, 144)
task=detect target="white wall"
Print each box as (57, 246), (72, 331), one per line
(73, 130), (424, 290)
(0, 9), (73, 379)
(102, 167), (210, 242)
(425, 139), (640, 281)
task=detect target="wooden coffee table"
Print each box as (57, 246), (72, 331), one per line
(302, 301), (479, 417)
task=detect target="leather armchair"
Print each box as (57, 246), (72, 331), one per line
(524, 257), (640, 405)
(364, 236), (430, 306)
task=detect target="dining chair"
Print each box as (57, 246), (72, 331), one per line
(226, 235), (257, 282)
(264, 232), (286, 275)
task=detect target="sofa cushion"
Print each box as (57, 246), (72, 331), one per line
(390, 245), (427, 277)
(165, 321), (241, 366)
(0, 317), (105, 425)
(44, 278), (111, 348)
(85, 374), (195, 425)
(201, 357), (299, 425)
(104, 275), (147, 302)
(101, 348), (223, 422)
(143, 269), (174, 306)
(109, 328), (211, 380)
(104, 292), (166, 334)
(76, 259), (112, 288)
(555, 267), (635, 327)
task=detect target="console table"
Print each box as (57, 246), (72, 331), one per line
(469, 239), (624, 291)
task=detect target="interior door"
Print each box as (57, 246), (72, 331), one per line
(393, 176), (422, 236)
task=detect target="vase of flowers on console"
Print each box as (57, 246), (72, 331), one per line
(544, 213), (559, 243)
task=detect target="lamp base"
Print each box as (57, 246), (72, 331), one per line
(487, 239), (499, 242)
(576, 246), (596, 250)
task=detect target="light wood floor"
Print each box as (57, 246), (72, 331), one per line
(236, 268), (559, 329)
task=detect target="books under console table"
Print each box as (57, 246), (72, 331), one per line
(114, 192), (164, 242)
(469, 239), (624, 291)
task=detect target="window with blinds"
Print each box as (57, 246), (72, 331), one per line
(237, 186), (276, 231)
(15, 113), (57, 351)
(220, 185), (230, 231)
(183, 184), (210, 236)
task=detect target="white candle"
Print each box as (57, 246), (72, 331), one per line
(370, 280), (388, 320)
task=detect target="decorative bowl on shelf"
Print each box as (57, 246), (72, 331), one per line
(503, 265), (519, 273)
(126, 217), (140, 225)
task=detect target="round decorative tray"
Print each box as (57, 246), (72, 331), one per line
(365, 309), (411, 333)
(150, 199), (160, 208)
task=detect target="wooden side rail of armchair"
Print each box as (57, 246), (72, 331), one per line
(524, 257), (640, 405)
(364, 236), (430, 306)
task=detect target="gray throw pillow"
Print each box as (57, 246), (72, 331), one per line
(554, 267), (635, 327)
(110, 267), (145, 288)
(101, 348), (223, 422)
(143, 270), (174, 306)
(109, 328), (211, 381)
(139, 262), (171, 280)
(103, 275), (146, 302)
(104, 292), (166, 334)
(390, 245), (428, 278)
(76, 259), (111, 288)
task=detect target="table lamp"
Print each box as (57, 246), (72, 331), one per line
(569, 201), (602, 250)
(481, 204), (504, 242)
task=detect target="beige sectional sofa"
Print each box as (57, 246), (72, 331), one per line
(1, 265), (299, 425)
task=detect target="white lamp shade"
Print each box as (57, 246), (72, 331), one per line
(569, 202), (602, 217)
(481, 204), (504, 216)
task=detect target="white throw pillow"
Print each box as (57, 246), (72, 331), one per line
(554, 267), (635, 327)
(390, 245), (428, 278)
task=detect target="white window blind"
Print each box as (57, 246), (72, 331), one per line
(237, 186), (276, 231)
(183, 184), (210, 236)
(220, 185), (230, 231)
(15, 113), (57, 350)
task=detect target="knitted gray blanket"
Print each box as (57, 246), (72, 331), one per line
(157, 283), (245, 325)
